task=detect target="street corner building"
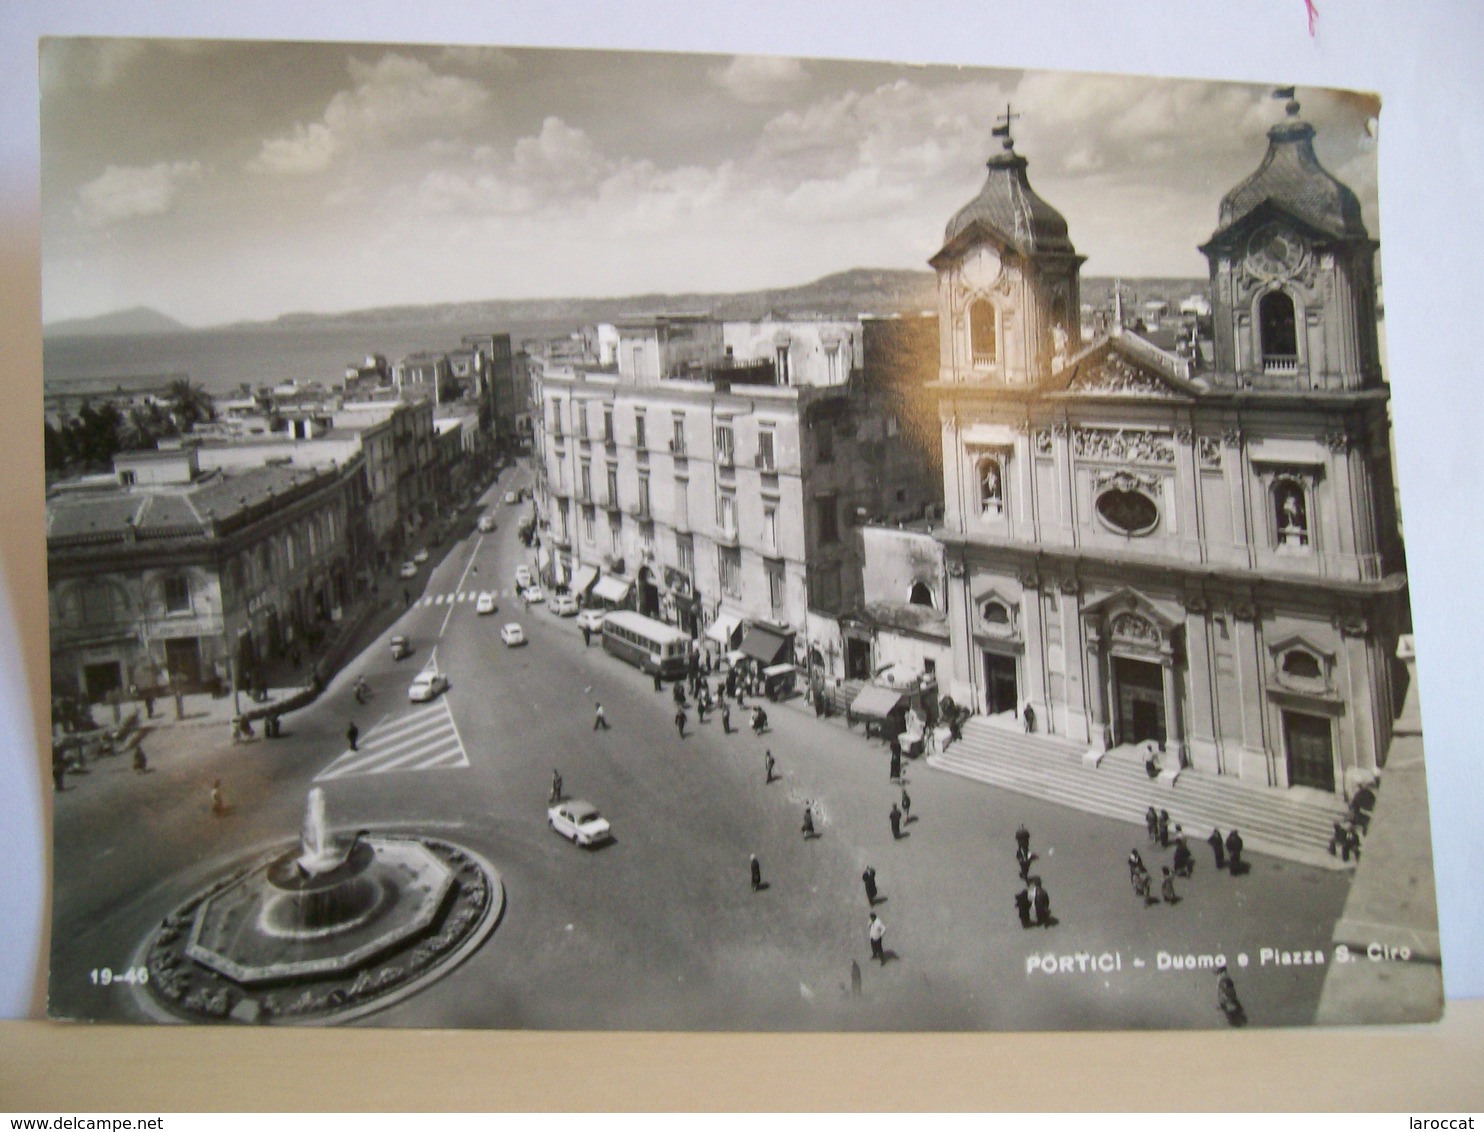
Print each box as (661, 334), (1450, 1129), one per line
(928, 103), (1407, 831)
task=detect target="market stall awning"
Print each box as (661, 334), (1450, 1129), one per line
(739, 624), (793, 666)
(705, 612), (742, 646)
(850, 685), (906, 721)
(591, 575), (632, 604)
(571, 564), (599, 595)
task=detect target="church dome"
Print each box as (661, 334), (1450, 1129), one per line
(944, 149), (1076, 255)
(1215, 116), (1368, 241)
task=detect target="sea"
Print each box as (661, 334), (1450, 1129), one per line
(41, 316), (585, 399)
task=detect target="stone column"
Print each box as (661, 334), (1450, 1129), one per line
(1084, 621), (1111, 751)
(1160, 650), (1186, 765)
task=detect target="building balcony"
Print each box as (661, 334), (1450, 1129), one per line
(668, 439), (687, 457)
(716, 451), (735, 469)
(715, 524), (740, 547)
(754, 453), (777, 473)
(1263, 355), (1300, 375)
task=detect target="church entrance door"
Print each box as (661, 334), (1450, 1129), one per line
(1283, 710), (1335, 792)
(1113, 656), (1165, 746)
(983, 651), (1018, 716)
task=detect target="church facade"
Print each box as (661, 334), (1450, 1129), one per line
(932, 101), (1405, 799)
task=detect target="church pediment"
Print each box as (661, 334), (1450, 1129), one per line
(1050, 334), (1201, 400)
(1081, 586), (1185, 633)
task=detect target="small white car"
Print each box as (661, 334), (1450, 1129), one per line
(549, 592), (579, 616)
(547, 800), (613, 847)
(575, 608), (607, 633)
(475, 592), (497, 615)
(408, 670), (449, 702)
(504, 490), (519, 504)
(399, 561), (419, 579)
(500, 623), (526, 647)
(514, 565), (533, 588)
(477, 514), (497, 533)
(413, 548), (430, 564)
(521, 584), (545, 605)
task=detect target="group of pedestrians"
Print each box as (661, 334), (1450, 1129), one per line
(1013, 824), (1056, 929)
(1131, 807), (1248, 912)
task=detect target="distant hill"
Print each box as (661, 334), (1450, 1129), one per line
(45, 306), (191, 338)
(256, 268), (943, 332)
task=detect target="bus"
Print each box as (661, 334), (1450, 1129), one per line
(600, 610), (692, 679)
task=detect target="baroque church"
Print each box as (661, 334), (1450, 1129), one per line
(930, 95), (1403, 798)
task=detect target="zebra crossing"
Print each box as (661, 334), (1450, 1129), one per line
(314, 698), (470, 782)
(412, 588), (521, 608)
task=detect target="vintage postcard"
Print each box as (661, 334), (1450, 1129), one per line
(39, 38), (1441, 1029)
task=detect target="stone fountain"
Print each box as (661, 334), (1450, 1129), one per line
(140, 788), (501, 1024)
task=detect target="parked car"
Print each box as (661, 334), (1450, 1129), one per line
(504, 490), (519, 504)
(575, 608), (607, 633)
(475, 592), (497, 615)
(515, 565), (533, 588)
(477, 514), (497, 533)
(389, 635), (412, 660)
(408, 669), (449, 703)
(547, 800), (613, 847)
(549, 592), (579, 616)
(399, 561), (419, 579)
(521, 584), (545, 605)
(413, 548), (430, 564)
(500, 623), (526, 647)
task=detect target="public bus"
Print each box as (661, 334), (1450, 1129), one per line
(600, 610), (692, 679)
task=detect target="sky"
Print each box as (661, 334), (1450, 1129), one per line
(39, 38), (1381, 328)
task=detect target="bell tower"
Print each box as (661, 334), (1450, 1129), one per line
(929, 106), (1085, 387)
(1200, 89), (1381, 390)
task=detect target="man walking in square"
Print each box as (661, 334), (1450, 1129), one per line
(868, 913), (886, 963)
(889, 803), (903, 840)
(862, 866), (878, 906)
(346, 720), (359, 752)
(675, 706), (687, 738)
(593, 702), (610, 730)
(750, 853), (762, 892)
(764, 749), (775, 783)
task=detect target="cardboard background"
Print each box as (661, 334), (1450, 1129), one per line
(2, 0), (1481, 1109)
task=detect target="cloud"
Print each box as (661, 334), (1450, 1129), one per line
(710, 55), (807, 104)
(75, 160), (202, 226)
(40, 39), (146, 92)
(249, 51), (491, 176)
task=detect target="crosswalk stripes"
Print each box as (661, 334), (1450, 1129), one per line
(314, 698), (471, 782)
(415, 587), (522, 608)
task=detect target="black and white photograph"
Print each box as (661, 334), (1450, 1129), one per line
(34, 34), (1445, 1033)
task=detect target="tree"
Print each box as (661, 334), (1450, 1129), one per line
(166, 378), (215, 432)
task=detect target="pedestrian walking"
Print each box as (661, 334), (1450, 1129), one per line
(1127, 848), (1145, 886)
(672, 682), (686, 707)
(802, 803), (816, 839)
(889, 803), (903, 840)
(850, 959), (862, 997)
(675, 707), (687, 738)
(900, 787), (912, 823)
(1030, 878), (1052, 927)
(1173, 828), (1193, 877)
(210, 778), (226, 817)
(697, 695), (709, 723)
(1015, 823), (1031, 855)
(1016, 844), (1033, 882)
(763, 749), (775, 783)
(721, 703), (732, 734)
(1014, 887), (1034, 929)
(652, 670), (661, 691)
(346, 720), (359, 752)
(1217, 964), (1247, 1026)
(1161, 866), (1178, 904)
(1145, 806), (1159, 842)
(550, 769), (563, 804)
(583, 625), (592, 647)
(750, 853), (762, 892)
(868, 913), (886, 963)
(889, 747), (901, 784)
(132, 744), (148, 774)
(593, 702), (610, 730)
(1134, 865), (1154, 905)
(403, 588), (411, 608)
(862, 866), (878, 906)
(1207, 827), (1227, 870)
(1225, 828), (1245, 874)
(142, 689), (155, 719)
(51, 748), (66, 793)
(1157, 808), (1171, 847)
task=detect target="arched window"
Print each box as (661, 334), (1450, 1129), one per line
(981, 600), (1010, 626)
(970, 300), (997, 366)
(1282, 650), (1322, 681)
(978, 455), (1004, 514)
(908, 582), (935, 608)
(1259, 291), (1297, 372)
(1273, 477), (1310, 549)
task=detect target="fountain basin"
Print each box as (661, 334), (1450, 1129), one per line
(185, 838), (453, 985)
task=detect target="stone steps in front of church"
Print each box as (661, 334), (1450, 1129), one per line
(926, 718), (1353, 871)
